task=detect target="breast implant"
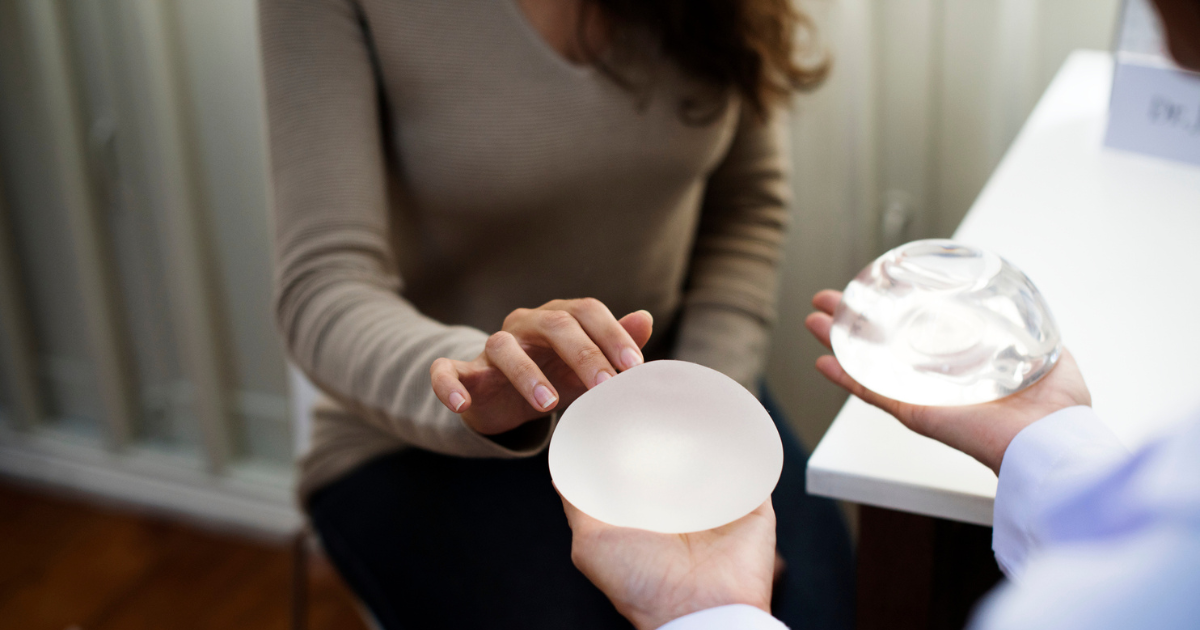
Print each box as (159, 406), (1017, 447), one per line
(831, 239), (1061, 406)
(549, 360), (783, 534)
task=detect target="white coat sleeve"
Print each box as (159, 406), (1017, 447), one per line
(991, 405), (1126, 578)
(657, 604), (789, 630)
(974, 407), (1200, 630)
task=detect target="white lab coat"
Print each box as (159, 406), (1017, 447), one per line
(663, 405), (1200, 630)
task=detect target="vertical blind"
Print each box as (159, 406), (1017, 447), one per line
(0, 0), (294, 533)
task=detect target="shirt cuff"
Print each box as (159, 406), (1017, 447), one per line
(657, 605), (788, 630)
(992, 405), (1126, 579)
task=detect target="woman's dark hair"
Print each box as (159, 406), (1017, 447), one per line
(582, 0), (828, 120)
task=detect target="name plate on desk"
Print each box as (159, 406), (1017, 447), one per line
(1104, 58), (1200, 166)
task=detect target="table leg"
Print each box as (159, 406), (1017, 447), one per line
(855, 505), (1002, 630)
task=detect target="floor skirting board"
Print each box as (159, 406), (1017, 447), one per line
(0, 430), (301, 539)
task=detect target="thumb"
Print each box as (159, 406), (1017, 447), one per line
(619, 310), (653, 349)
(555, 484), (604, 535)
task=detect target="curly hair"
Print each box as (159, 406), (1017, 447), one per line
(581, 0), (828, 121)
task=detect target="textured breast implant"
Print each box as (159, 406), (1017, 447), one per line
(549, 360), (783, 534)
(831, 239), (1061, 406)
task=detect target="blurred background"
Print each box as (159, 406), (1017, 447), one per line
(0, 0), (1120, 627)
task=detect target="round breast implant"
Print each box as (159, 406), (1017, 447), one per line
(549, 360), (783, 534)
(831, 239), (1061, 406)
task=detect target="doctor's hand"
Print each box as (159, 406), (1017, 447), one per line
(431, 299), (653, 436)
(805, 290), (1091, 474)
(560, 495), (776, 630)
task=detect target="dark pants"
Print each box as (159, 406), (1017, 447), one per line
(309, 388), (854, 629)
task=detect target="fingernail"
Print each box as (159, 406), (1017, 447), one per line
(534, 384), (557, 409)
(639, 309), (654, 325)
(449, 391), (466, 412)
(595, 371), (613, 386)
(620, 347), (643, 370)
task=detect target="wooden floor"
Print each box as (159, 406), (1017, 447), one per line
(0, 480), (369, 630)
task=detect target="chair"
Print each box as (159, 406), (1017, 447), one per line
(288, 365), (381, 630)
(289, 364), (318, 630)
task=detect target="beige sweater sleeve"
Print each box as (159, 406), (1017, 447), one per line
(260, 0), (547, 458)
(672, 106), (792, 391)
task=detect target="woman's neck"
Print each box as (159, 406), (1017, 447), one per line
(516, 0), (612, 65)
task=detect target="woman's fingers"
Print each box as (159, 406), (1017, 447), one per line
(805, 311), (833, 350)
(539, 309), (618, 387)
(484, 331), (560, 412)
(510, 307), (618, 388)
(442, 300), (655, 433)
(430, 357), (471, 413)
(479, 299), (650, 412)
(556, 299), (644, 372)
(812, 290), (842, 316)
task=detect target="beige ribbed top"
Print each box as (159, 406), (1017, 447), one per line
(259, 0), (792, 502)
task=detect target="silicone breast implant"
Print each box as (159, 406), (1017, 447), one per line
(549, 360), (783, 534)
(831, 239), (1061, 406)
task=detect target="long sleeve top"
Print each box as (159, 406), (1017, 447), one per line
(668, 405), (1200, 629)
(259, 0), (792, 501)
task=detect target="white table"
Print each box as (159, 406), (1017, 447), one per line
(806, 50), (1200, 526)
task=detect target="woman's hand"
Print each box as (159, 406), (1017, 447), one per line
(805, 290), (1091, 474)
(431, 298), (653, 436)
(561, 494), (776, 630)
